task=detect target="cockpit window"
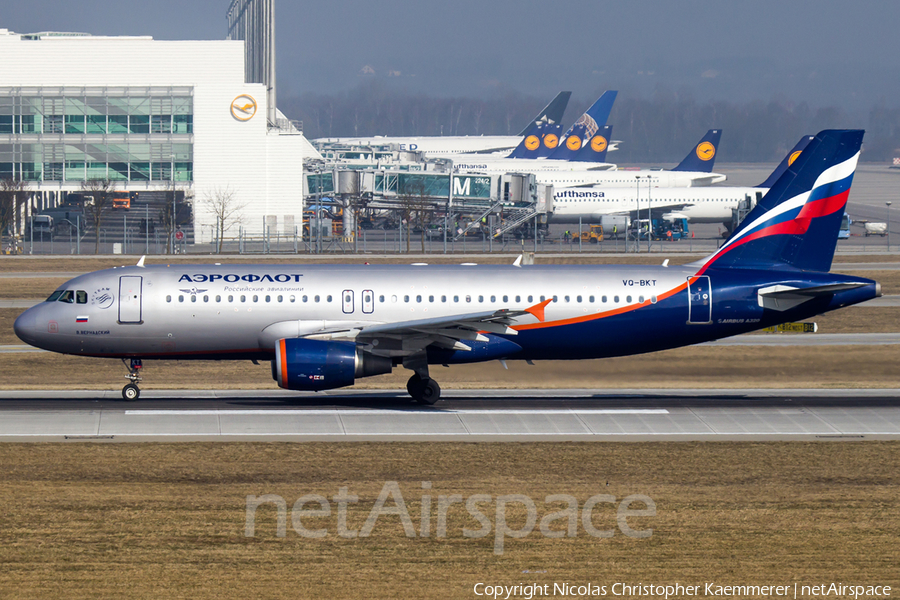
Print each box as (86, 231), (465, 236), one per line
(46, 291), (63, 302)
(76, 291), (87, 304)
(57, 290), (75, 303)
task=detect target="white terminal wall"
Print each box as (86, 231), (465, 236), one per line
(0, 33), (306, 241)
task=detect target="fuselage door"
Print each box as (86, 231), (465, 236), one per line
(687, 275), (712, 324)
(342, 289), (355, 314)
(118, 276), (143, 324)
(362, 289), (374, 314)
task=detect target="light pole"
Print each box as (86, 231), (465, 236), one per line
(645, 175), (652, 252)
(634, 176), (640, 253)
(887, 201), (893, 250)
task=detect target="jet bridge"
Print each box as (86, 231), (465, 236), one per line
(304, 166), (552, 238)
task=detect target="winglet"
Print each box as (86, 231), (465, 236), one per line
(525, 298), (553, 322)
(513, 255), (523, 267)
(136, 255), (146, 268)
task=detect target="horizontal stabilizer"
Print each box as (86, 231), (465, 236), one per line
(757, 283), (866, 311)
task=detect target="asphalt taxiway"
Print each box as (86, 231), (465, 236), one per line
(0, 388), (897, 442)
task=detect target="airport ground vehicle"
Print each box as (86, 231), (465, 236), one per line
(578, 225), (603, 243)
(865, 222), (887, 236)
(14, 131), (878, 404)
(838, 213), (851, 239)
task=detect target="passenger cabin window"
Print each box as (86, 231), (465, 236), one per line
(290, 295), (295, 303)
(216, 295), (221, 302)
(241, 295), (247, 302)
(314, 295), (320, 303)
(76, 291), (87, 304)
(252, 295), (258, 302)
(528, 295), (533, 303)
(490, 295), (496, 303)
(191, 295), (197, 303)
(179, 295), (185, 303)
(266, 295), (271, 303)
(166, 295), (172, 303)
(228, 295), (234, 302)
(416, 295), (422, 303)
(326, 295), (332, 303)
(203, 295), (209, 302)
(379, 295), (385, 303)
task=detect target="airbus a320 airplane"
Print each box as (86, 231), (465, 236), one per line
(15, 130), (879, 404)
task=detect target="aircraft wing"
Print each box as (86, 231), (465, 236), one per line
(304, 301), (550, 355)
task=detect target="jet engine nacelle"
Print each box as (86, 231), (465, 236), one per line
(272, 338), (393, 391)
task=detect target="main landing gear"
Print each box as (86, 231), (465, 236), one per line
(407, 373), (441, 405)
(121, 358), (143, 400)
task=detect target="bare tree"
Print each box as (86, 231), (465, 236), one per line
(0, 178), (28, 252)
(80, 178), (114, 254)
(158, 180), (193, 254)
(203, 185), (246, 253)
(397, 180), (432, 253)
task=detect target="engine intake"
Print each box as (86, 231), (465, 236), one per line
(272, 338), (392, 391)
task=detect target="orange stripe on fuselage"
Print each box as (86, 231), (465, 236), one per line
(279, 339), (288, 388)
(513, 282), (688, 331)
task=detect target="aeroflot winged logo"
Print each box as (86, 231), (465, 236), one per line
(231, 94), (258, 121)
(696, 141), (716, 161)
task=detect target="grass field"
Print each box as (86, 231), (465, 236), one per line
(0, 442), (896, 599)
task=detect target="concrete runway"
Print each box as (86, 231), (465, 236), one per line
(0, 388), (897, 442)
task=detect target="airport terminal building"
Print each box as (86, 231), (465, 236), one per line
(0, 28), (315, 244)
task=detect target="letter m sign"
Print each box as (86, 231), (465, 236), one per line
(453, 177), (471, 197)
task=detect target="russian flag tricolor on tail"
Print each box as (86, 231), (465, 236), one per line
(698, 129), (863, 274)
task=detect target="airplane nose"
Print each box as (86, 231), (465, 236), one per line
(14, 310), (36, 344)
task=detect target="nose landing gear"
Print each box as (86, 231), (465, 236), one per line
(121, 358), (143, 400)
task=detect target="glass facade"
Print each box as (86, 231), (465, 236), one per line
(0, 86), (193, 182)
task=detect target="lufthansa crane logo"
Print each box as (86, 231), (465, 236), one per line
(590, 135), (608, 153)
(543, 133), (559, 149)
(566, 135), (582, 151)
(788, 150), (802, 166)
(231, 94), (258, 121)
(696, 141), (716, 161)
(524, 135), (541, 151)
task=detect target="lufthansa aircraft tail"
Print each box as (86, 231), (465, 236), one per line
(545, 125), (612, 162)
(515, 91), (572, 136)
(507, 121), (564, 159)
(671, 129), (722, 172)
(757, 135), (816, 188)
(698, 129), (863, 274)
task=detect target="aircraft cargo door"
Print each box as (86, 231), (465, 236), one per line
(118, 276), (143, 324)
(687, 276), (712, 324)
